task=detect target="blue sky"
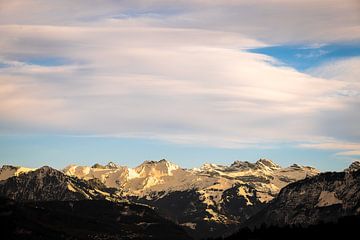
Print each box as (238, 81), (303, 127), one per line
(0, 135), (349, 171)
(249, 43), (360, 71)
(0, 0), (359, 171)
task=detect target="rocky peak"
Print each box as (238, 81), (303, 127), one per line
(345, 161), (360, 172)
(22, 166), (71, 184)
(135, 159), (180, 176)
(287, 164), (319, 173)
(139, 159), (176, 166)
(230, 160), (254, 169)
(34, 166), (65, 178)
(289, 163), (301, 168)
(90, 162), (120, 169)
(105, 161), (120, 169)
(141, 159), (169, 165)
(255, 159), (281, 170)
(37, 165), (58, 173)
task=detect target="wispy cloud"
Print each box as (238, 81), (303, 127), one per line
(337, 151), (360, 156)
(299, 141), (360, 157)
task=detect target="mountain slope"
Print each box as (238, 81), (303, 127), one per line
(0, 166), (119, 201)
(244, 169), (360, 228)
(0, 197), (192, 240)
(214, 214), (360, 240)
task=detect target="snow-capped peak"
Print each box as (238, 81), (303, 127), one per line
(62, 158), (320, 203)
(135, 159), (180, 177)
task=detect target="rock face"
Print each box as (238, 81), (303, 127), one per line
(0, 166), (119, 201)
(245, 168), (360, 228)
(0, 197), (192, 240)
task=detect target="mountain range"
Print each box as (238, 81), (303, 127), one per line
(0, 159), (359, 239)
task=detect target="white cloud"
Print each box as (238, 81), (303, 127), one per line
(0, 1), (359, 151)
(0, 23), (350, 147)
(0, 0), (359, 43)
(308, 57), (360, 83)
(300, 141), (360, 150)
(306, 57), (360, 143)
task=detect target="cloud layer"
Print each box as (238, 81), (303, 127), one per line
(0, 0), (359, 156)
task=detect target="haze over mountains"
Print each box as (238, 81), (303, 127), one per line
(2, 159), (358, 239)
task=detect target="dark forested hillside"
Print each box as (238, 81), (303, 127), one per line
(0, 197), (192, 240)
(211, 214), (360, 240)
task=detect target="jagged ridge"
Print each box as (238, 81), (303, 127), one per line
(0, 166), (119, 201)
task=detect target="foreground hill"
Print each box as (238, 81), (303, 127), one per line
(0, 197), (192, 240)
(213, 214), (360, 240)
(243, 168), (360, 228)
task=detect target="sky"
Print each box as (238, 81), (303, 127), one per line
(0, 0), (359, 171)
